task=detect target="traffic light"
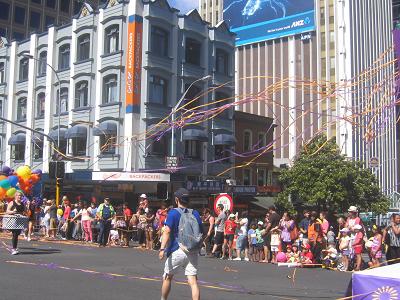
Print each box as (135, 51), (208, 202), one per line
(49, 161), (65, 179)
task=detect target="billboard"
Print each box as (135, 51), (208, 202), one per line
(223, 0), (315, 46)
(125, 14), (143, 114)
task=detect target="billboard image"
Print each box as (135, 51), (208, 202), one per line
(223, 0), (315, 46)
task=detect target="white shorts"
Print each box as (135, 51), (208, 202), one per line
(164, 248), (198, 277)
(271, 245), (279, 252)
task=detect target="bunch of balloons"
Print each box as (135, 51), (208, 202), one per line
(0, 165), (42, 202)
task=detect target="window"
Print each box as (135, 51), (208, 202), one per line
(100, 134), (116, 155)
(61, 0), (70, 13)
(0, 27), (6, 37)
(184, 140), (201, 159)
(32, 135), (43, 160)
(14, 6), (26, 25)
(149, 75), (167, 105)
(185, 38), (201, 66)
(216, 12), (219, 24)
(77, 34), (90, 61)
(243, 131), (252, 152)
(0, 2), (10, 20)
(103, 74), (118, 104)
(0, 98), (3, 117)
(45, 15), (55, 27)
(215, 145), (230, 160)
(31, 0), (42, 4)
(75, 81), (88, 108)
(58, 44), (70, 70)
(0, 62), (4, 83)
(215, 92), (230, 118)
(184, 84), (201, 110)
(71, 137), (87, 156)
(17, 97), (27, 121)
(258, 133), (266, 148)
(46, 0), (56, 9)
(73, 0), (83, 14)
(12, 144), (25, 161)
(216, 49), (229, 75)
(12, 32), (24, 41)
(257, 168), (267, 186)
(151, 26), (168, 57)
(19, 58), (29, 81)
(36, 92), (45, 118)
(243, 169), (251, 185)
(56, 87), (68, 114)
(104, 25), (119, 54)
(30, 11), (41, 29)
(38, 51), (47, 76)
(150, 136), (166, 156)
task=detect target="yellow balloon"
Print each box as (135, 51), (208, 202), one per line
(16, 166), (31, 180)
(57, 208), (63, 216)
(6, 187), (16, 198)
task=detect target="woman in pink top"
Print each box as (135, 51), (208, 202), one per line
(319, 212), (329, 236)
(73, 202), (93, 242)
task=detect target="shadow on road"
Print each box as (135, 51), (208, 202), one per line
(18, 247), (61, 255)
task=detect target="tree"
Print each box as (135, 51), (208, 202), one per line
(276, 134), (389, 214)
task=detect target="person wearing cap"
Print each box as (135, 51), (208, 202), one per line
(338, 227), (351, 271)
(159, 188), (203, 300)
(221, 213), (238, 260)
(352, 224), (364, 271)
(138, 194), (149, 213)
(96, 198), (115, 247)
(345, 206), (363, 231)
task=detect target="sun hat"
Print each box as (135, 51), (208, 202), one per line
(304, 243), (311, 250)
(139, 194), (147, 198)
(348, 206), (358, 212)
(257, 221), (264, 225)
(353, 224), (362, 230)
(340, 227), (350, 233)
(229, 213), (236, 219)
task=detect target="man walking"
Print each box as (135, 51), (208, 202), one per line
(96, 198), (115, 247)
(210, 204), (226, 257)
(159, 188), (203, 300)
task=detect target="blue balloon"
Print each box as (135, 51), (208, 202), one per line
(0, 179), (10, 189)
(8, 175), (18, 187)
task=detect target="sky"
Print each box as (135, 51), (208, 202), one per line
(168, 0), (198, 13)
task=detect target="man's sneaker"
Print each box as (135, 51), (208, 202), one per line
(11, 249), (19, 255)
(244, 257), (250, 262)
(27, 237), (31, 242)
(233, 257), (242, 261)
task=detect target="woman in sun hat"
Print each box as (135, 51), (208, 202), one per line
(345, 206), (363, 231)
(352, 224), (364, 271)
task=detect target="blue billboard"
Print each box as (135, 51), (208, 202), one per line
(223, 0), (315, 46)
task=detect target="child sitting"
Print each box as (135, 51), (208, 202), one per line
(291, 245), (301, 263)
(322, 242), (338, 268)
(286, 245), (295, 262)
(301, 243), (313, 264)
(108, 216), (120, 246)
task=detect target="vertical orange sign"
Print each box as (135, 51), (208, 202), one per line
(126, 15), (143, 114)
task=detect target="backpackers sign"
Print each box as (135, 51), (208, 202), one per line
(125, 14), (143, 114)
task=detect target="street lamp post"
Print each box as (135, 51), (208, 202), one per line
(23, 53), (62, 206)
(170, 75), (212, 157)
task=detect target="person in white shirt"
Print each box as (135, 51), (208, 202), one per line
(234, 211), (250, 261)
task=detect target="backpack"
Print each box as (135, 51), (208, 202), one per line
(176, 208), (203, 253)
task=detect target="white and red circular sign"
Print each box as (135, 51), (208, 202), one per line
(214, 193), (233, 214)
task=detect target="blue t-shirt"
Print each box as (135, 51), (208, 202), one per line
(248, 229), (257, 245)
(164, 208), (203, 257)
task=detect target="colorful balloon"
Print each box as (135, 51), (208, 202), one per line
(0, 179), (11, 189)
(16, 166), (32, 180)
(6, 187), (16, 198)
(0, 175), (7, 181)
(8, 175), (19, 187)
(0, 187), (6, 199)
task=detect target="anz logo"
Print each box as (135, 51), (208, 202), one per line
(291, 17), (311, 28)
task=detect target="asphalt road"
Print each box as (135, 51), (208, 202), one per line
(0, 235), (351, 300)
